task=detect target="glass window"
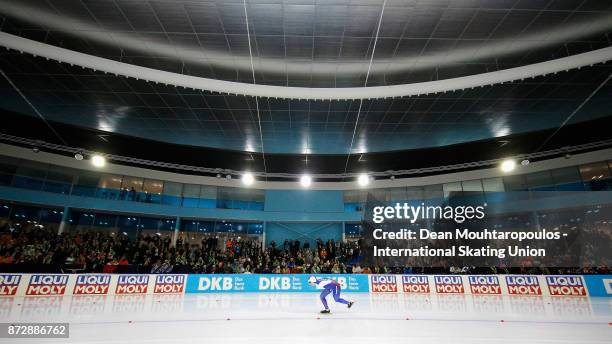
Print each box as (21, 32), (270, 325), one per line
(122, 176), (143, 191)
(462, 180), (483, 192)
(423, 184), (443, 199)
(13, 161), (47, 190)
(525, 171), (554, 190)
(181, 220), (199, 232)
(183, 184), (201, 207)
(199, 185), (217, 208)
(461, 179), (484, 204)
(91, 213), (118, 233)
(45, 167), (74, 183)
(68, 211), (96, 232)
(217, 187), (260, 210)
(552, 167), (581, 184)
(10, 205), (40, 222)
(250, 189), (265, 210)
(483, 177), (504, 192)
(15, 162), (47, 179)
(345, 223), (361, 237)
(159, 218), (176, 231)
(199, 221), (215, 233)
(343, 190), (367, 203)
(39, 208), (63, 224)
(405, 187), (424, 200)
(216, 186), (232, 209)
(143, 179), (163, 194)
(72, 172), (100, 197)
(230, 222), (248, 234)
(367, 188), (390, 202)
(117, 215), (139, 237)
(443, 182), (462, 198)
(387, 187), (407, 202)
(215, 220), (231, 232)
(140, 217), (172, 241)
(99, 174), (122, 189)
(44, 167), (74, 194)
(482, 177), (505, 202)
(0, 156), (19, 174)
(343, 190), (366, 212)
(551, 167), (583, 191)
(98, 174), (123, 199)
(247, 222), (263, 235)
(122, 176), (144, 201)
(580, 162), (612, 191)
(0, 160), (18, 186)
(162, 181), (182, 205)
(503, 175), (527, 191)
(143, 179), (163, 203)
(0, 202), (11, 218)
(579, 162), (611, 180)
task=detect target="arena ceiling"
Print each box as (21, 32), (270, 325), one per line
(1, 0), (612, 175)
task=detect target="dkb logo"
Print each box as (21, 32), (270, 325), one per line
(198, 277), (234, 291)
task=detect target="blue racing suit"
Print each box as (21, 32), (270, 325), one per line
(313, 278), (350, 309)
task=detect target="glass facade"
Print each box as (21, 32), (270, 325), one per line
(0, 156), (265, 211)
(343, 160), (612, 211)
(1, 155), (611, 214)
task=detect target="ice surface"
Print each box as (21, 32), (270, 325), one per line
(0, 293), (610, 343)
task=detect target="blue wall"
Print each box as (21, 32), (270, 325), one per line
(266, 222), (343, 247)
(265, 190), (344, 212)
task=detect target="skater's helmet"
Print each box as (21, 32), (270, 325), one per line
(308, 276), (317, 285)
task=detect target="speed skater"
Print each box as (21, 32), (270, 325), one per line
(308, 276), (354, 314)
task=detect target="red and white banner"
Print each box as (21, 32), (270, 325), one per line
(0, 273), (598, 297)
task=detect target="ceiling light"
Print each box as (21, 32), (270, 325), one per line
(74, 152), (84, 161)
(91, 154), (106, 168)
(500, 159), (516, 173)
(300, 174), (312, 188)
(358, 174), (370, 187)
(241, 172), (255, 186)
(521, 159), (530, 166)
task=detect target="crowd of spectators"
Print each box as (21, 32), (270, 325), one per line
(0, 225), (364, 274)
(0, 224), (609, 275)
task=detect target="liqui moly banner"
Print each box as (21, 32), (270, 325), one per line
(434, 276), (465, 294)
(468, 276), (501, 295)
(0, 274), (21, 295)
(26, 274), (69, 296)
(370, 275), (398, 292)
(73, 275), (111, 295)
(154, 275), (185, 294)
(506, 275), (542, 295)
(116, 275), (149, 294)
(545, 276), (587, 296)
(401, 276), (430, 293)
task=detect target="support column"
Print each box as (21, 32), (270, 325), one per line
(172, 216), (181, 247)
(57, 206), (70, 235)
(532, 210), (541, 231)
(261, 221), (267, 251)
